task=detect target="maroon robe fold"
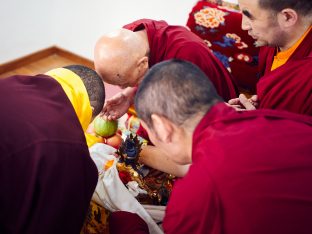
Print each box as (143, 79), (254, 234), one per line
(108, 104), (312, 234)
(257, 29), (312, 115)
(164, 104), (312, 234)
(123, 19), (238, 101)
(0, 75), (98, 234)
(109, 211), (149, 234)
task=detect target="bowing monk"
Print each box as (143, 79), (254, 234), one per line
(94, 18), (237, 120)
(0, 65), (105, 233)
(94, 19), (237, 176)
(109, 60), (312, 234)
(229, 0), (312, 115)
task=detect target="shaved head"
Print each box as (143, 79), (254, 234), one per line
(94, 28), (149, 88)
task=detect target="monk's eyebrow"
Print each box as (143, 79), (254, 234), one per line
(242, 9), (254, 19)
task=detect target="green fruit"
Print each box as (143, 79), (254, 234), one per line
(93, 116), (118, 137)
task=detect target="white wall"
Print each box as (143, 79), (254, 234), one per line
(0, 0), (57, 63)
(0, 0), (197, 63)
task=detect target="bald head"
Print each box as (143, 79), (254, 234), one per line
(94, 28), (149, 88)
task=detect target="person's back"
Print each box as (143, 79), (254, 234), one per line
(109, 59), (312, 234)
(124, 19), (238, 101)
(164, 103), (312, 233)
(0, 74), (98, 233)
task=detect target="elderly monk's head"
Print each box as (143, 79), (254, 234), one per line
(135, 59), (222, 165)
(94, 28), (149, 88)
(238, 0), (312, 50)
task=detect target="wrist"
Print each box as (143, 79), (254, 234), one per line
(123, 87), (137, 98)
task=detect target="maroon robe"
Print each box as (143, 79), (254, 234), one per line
(257, 29), (312, 115)
(109, 104), (312, 234)
(164, 103), (312, 234)
(0, 75), (98, 234)
(123, 19), (238, 101)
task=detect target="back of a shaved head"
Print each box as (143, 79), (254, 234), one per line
(94, 28), (147, 86)
(135, 59), (222, 128)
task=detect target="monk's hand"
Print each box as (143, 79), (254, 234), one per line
(101, 92), (131, 120)
(227, 94), (258, 111)
(239, 94), (258, 110)
(227, 97), (244, 110)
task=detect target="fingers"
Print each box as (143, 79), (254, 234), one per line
(227, 94), (258, 111)
(249, 95), (259, 108)
(100, 112), (118, 121)
(239, 94), (256, 110)
(250, 95), (258, 102)
(107, 114), (117, 120)
(102, 99), (119, 117)
(100, 92), (130, 120)
(227, 98), (246, 111)
(225, 102), (247, 111)
(228, 98), (241, 105)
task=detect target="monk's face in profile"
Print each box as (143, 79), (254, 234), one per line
(141, 118), (192, 165)
(238, 0), (286, 47)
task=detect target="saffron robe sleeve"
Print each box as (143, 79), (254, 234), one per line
(0, 75), (98, 234)
(257, 29), (312, 115)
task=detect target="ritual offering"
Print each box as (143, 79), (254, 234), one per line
(105, 133), (123, 149)
(89, 131), (174, 233)
(93, 116), (118, 137)
(116, 133), (174, 206)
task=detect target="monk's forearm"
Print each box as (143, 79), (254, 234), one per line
(139, 145), (189, 177)
(122, 87), (138, 104)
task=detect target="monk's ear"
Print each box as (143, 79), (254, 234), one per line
(137, 56), (149, 76)
(278, 8), (298, 29)
(151, 114), (173, 144)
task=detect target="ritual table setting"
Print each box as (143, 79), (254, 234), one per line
(81, 113), (174, 234)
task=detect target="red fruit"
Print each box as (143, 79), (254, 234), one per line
(106, 134), (123, 149)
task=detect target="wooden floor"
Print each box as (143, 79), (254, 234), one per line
(0, 54), (79, 78)
(0, 46), (121, 98)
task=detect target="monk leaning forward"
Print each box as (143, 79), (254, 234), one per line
(110, 59), (312, 234)
(0, 65), (104, 233)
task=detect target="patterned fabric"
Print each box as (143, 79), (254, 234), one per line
(81, 201), (110, 234)
(205, 0), (240, 10)
(187, 1), (259, 93)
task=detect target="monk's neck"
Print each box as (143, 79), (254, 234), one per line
(136, 29), (150, 56)
(279, 22), (311, 52)
(183, 113), (206, 162)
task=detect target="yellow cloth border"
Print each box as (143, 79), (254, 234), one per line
(46, 68), (102, 147)
(271, 26), (312, 71)
(46, 68), (92, 132)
